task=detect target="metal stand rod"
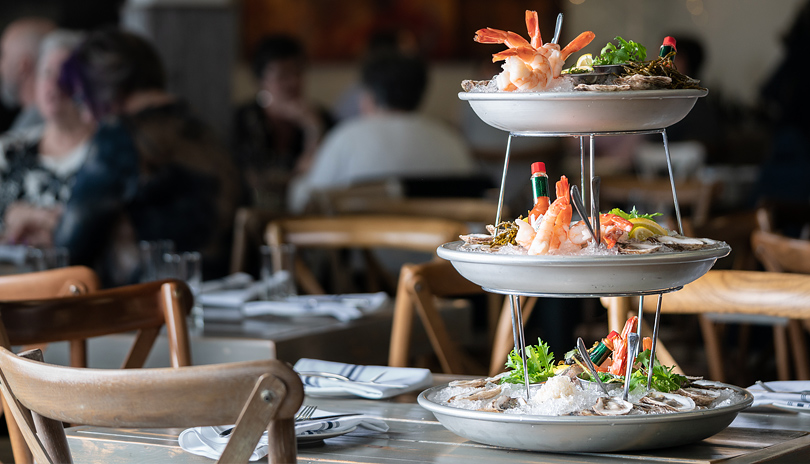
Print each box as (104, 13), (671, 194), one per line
(637, 295), (644, 338)
(661, 130), (684, 235)
(589, 135), (596, 214)
(646, 293), (664, 390)
(494, 134), (514, 233)
(579, 136), (586, 201)
(509, 294), (530, 400)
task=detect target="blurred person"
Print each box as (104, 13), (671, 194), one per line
(231, 34), (334, 211)
(42, 28), (242, 287)
(332, 28), (419, 122)
(757, 1), (810, 237)
(288, 50), (478, 213)
(0, 17), (56, 131)
(0, 29), (93, 247)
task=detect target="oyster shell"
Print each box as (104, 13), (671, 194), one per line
(653, 235), (714, 251)
(617, 242), (663, 255)
(449, 385), (502, 402)
(676, 386), (723, 407)
(592, 396), (633, 416)
(459, 233), (494, 245)
(480, 394), (526, 413)
(639, 392), (695, 412)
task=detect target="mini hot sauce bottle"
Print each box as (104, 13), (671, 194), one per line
(659, 36), (677, 58)
(528, 162), (550, 221)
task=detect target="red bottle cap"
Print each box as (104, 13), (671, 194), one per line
(663, 36), (677, 50)
(531, 162), (546, 174)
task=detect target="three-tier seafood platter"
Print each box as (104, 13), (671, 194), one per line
(420, 9), (745, 454)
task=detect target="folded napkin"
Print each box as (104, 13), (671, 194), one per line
(200, 272), (254, 294)
(294, 358), (432, 399)
(178, 407), (388, 461)
(199, 280), (267, 308)
(747, 381), (810, 411)
(242, 292), (388, 322)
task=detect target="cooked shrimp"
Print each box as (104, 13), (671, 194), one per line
(600, 214), (633, 248)
(528, 176), (570, 255)
(515, 217), (536, 249)
(474, 10), (595, 92)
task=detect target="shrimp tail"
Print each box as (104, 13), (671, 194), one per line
(560, 31), (596, 61)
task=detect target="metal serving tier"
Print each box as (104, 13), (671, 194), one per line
(441, 88), (717, 406)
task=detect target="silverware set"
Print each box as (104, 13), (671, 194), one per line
(218, 405), (360, 437)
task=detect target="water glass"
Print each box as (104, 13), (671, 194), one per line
(260, 244), (297, 300)
(24, 246), (69, 272)
(162, 251), (203, 330)
(138, 240), (175, 282)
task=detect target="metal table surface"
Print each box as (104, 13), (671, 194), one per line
(65, 375), (810, 464)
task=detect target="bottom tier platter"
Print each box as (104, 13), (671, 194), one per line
(418, 382), (752, 452)
(437, 241), (731, 296)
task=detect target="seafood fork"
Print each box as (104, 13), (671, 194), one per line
(219, 405), (323, 437)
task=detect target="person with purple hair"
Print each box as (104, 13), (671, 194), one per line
(48, 28), (242, 286)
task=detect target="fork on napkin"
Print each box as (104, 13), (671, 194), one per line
(747, 380), (810, 411)
(294, 358), (432, 399)
(242, 292), (389, 322)
(178, 406), (388, 461)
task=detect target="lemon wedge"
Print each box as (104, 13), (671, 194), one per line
(628, 217), (668, 240)
(629, 227), (656, 241)
(576, 53), (593, 68)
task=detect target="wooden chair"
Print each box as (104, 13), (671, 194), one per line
(265, 215), (469, 295)
(389, 258), (536, 376)
(0, 347), (303, 464)
(751, 229), (810, 274)
(229, 207), (278, 275)
(603, 270), (810, 382)
(600, 175), (719, 229)
(0, 267), (194, 464)
(750, 229), (810, 379)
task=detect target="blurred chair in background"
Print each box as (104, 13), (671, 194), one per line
(265, 215), (468, 295)
(390, 258), (538, 376)
(0, 348), (303, 464)
(229, 207), (278, 276)
(604, 270), (810, 383)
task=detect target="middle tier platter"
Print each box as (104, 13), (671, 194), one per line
(437, 240), (730, 296)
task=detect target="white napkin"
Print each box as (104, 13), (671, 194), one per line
(294, 358), (432, 399)
(200, 272), (254, 294)
(178, 407), (388, 461)
(200, 280), (268, 308)
(242, 292), (388, 322)
(747, 381), (810, 411)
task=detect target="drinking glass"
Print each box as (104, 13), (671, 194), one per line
(162, 251), (203, 330)
(260, 244), (297, 300)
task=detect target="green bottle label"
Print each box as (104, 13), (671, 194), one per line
(532, 175), (549, 200)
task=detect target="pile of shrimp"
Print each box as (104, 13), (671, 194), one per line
(474, 10), (595, 91)
(515, 176), (634, 256)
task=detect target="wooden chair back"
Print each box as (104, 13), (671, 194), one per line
(327, 196), (504, 225)
(265, 215), (469, 294)
(751, 229), (810, 274)
(230, 207), (278, 275)
(604, 270), (810, 382)
(0, 348), (304, 464)
(0, 267), (194, 464)
(389, 259), (535, 376)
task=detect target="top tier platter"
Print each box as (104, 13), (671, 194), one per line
(459, 89), (707, 134)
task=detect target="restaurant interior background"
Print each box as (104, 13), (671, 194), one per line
(0, 0), (807, 384)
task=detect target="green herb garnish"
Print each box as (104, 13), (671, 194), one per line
(501, 338), (556, 384)
(577, 349), (687, 393)
(593, 37), (647, 65)
(608, 206), (662, 221)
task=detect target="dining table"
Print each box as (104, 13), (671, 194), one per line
(64, 374), (810, 463)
